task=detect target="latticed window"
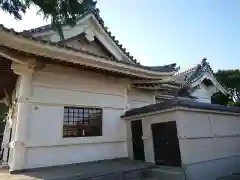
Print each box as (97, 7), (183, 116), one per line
(63, 107), (102, 138)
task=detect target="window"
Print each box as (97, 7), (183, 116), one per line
(63, 107), (102, 138)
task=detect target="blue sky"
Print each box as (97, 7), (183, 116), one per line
(0, 0), (239, 71)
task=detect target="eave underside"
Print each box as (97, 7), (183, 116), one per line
(0, 57), (18, 100)
(0, 45), (183, 101)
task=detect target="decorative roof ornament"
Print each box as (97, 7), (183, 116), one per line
(201, 57), (207, 66)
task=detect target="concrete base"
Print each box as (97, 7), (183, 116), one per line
(0, 159), (156, 180)
(184, 156), (240, 180)
(145, 166), (186, 180)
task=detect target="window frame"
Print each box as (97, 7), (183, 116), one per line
(62, 106), (103, 138)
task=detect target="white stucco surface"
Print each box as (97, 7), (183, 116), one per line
(25, 142), (127, 169)
(11, 64), (132, 169)
(177, 110), (240, 180)
(191, 84), (212, 103)
(128, 88), (154, 109)
(125, 108), (240, 180)
(177, 111), (240, 165)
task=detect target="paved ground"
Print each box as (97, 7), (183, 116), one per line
(218, 173), (240, 180)
(0, 159), (154, 180)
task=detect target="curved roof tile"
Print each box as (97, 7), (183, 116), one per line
(0, 24), (177, 73)
(22, 8), (140, 65)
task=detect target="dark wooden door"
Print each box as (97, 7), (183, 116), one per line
(151, 122), (181, 167)
(131, 120), (145, 161)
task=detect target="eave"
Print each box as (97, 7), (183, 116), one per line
(0, 26), (175, 80)
(23, 10), (140, 65)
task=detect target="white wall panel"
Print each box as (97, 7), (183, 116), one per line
(192, 85), (211, 103)
(32, 66), (125, 96)
(23, 65), (133, 169)
(27, 105), (64, 145)
(178, 110), (240, 165)
(27, 105), (126, 146)
(32, 86), (125, 109)
(25, 142), (127, 169)
(213, 137), (240, 159)
(177, 112), (212, 138)
(211, 114), (240, 136)
(179, 138), (215, 164)
(129, 100), (152, 109)
(128, 88), (154, 109)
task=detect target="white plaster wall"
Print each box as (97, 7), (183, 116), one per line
(177, 111), (240, 165)
(128, 88), (154, 109)
(26, 142), (127, 169)
(23, 64), (131, 169)
(177, 110), (240, 180)
(191, 84), (212, 103)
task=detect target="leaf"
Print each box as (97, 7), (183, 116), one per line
(1, 0), (97, 39)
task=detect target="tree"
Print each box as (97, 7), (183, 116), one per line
(211, 92), (232, 106)
(0, 0), (97, 39)
(229, 100), (240, 107)
(212, 69), (240, 106)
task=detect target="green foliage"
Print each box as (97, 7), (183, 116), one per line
(211, 92), (232, 106)
(234, 100), (240, 107)
(215, 69), (240, 101)
(212, 69), (240, 107)
(229, 100), (240, 107)
(0, 0), (97, 39)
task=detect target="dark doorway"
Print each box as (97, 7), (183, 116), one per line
(7, 128), (12, 163)
(151, 121), (181, 167)
(131, 120), (145, 161)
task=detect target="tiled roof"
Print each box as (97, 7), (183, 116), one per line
(0, 24), (178, 73)
(147, 63), (180, 72)
(22, 8), (140, 65)
(122, 97), (240, 118)
(175, 58), (214, 84)
(19, 8), (180, 73)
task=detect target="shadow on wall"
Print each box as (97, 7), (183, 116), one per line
(0, 103), (7, 144)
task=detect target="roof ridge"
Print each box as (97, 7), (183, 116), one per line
(0, 23), (177, 73)
(91, 8), (139, 65)
(174, 66), (197, 77)
(21, 8), (141, 65)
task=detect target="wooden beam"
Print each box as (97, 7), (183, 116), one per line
(0, 46), (35, 65)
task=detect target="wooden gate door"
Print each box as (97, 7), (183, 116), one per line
(151, 121), (181, 166)
(131, 120), (145, 161)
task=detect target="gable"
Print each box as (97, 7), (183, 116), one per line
(25, 12), (137, 64)
(191, 84), (212, 103)
(190, 72), (228, 95)
(59, 33), (113, 58)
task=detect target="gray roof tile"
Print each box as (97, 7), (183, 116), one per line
(122, 97), (240, 118)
